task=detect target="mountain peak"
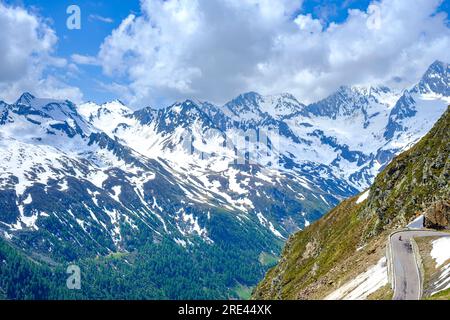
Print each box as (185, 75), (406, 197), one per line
(13, 93), (72, 112)
(169, 99), (199, 112)
(428, 59), (446, 70)
(224, 92), (264, 118)
(413, 60), (449, 96)
(423, 60), (448, 79)
(263, 93), (305, 119)
(303, 84), (398, 119)
(237, 91), (262, 99)
(162, 100), (207, 120)
(146, 99), (217, 133)
(15, 92), (36, 105)
(100, 100), (132, 115)
(224, 91), (306, 121)
(337, 85), (369, 97)
(267, 92), (302, 103)
(230, 92), (263, 104)
(303, 86), (364, 118)
(112, 99), (126, 106)
(369, 85), (391, 94)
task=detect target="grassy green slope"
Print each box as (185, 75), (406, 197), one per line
(253, 106), (450, 299)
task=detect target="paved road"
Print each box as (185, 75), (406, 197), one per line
(390, 230), (450, 300)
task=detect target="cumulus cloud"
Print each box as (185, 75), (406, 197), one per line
(0, 3), (83, 103)
(97, 0), (304, 106)
(95, 0), (449, 106)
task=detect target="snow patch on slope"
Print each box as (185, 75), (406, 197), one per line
(325, 257), (388, 300)
(356, 190), (369, 204)
(430, 237), (450, 296)
(407, 215), (424, 229)
(431, 237), (450, 267)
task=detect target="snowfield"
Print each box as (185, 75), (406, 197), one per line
(325, 257), (388, 300)
(430, 237), (450, 296)
(431, 237), (450, 267)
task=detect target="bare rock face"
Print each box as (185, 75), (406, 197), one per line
(424, 200), (450, 229)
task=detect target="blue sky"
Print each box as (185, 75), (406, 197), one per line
(0, 0), (449, 107)
(3, 0), (142, 103)
(9, 1), (378, 55)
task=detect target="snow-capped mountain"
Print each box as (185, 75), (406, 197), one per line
(222, 92), (305, 123)
(385, 60), (450, 145)
(0, 60), (448, 298)
(283, 61), (449, 188)
(78, 99), (132, 135)
(0, 91), (341, 261)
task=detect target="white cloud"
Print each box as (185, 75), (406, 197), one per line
(89, 14), (114, 24)
(0, 3), (83, 103)
(97, 0), (302, 106)
(71, 54), (100, 66)
(95, 0), (449, 107)
(294, 14), (323, 33)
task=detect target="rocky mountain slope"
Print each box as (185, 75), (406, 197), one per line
(253, 105), (450, 300)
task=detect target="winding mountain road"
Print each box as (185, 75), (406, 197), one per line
(390, 230), (450, 300)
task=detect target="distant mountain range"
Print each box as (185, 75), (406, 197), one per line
(0, 60), (448, 299)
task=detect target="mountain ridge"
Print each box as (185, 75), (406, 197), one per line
(0, 60), (448, 299)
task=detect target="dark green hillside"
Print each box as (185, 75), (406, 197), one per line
(0, 216), (281, 299)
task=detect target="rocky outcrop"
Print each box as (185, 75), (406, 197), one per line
(424, 200), (450, 229)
